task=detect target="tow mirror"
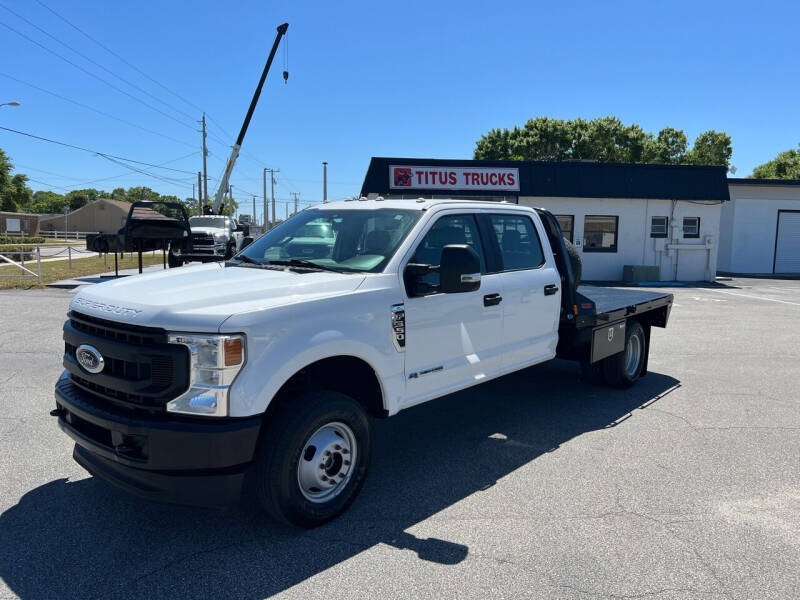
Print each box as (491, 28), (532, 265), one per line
(440, 244), (481, 293)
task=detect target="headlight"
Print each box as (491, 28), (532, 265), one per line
(213, 233), (227, 243)
(166, 333), (245, 417)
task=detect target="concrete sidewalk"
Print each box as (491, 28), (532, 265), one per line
(46, 264), (167, 289)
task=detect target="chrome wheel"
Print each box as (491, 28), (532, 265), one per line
(624, 332), (642, 378)
(297, 421), (357, 503)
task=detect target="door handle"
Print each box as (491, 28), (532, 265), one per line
(544, 284), (559, 296)
(484, 293), (502, 307)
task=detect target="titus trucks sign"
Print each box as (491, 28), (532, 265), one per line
(389, 165), (520, 192)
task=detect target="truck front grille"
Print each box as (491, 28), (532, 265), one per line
(63, 312), (189, 412)
(192, 233), (214, 246)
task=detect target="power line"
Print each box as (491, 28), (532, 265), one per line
(0, 72), (196, 149)
(24, 176), (72, 192)
(0, 125), (198, 174)
(100, 156), (194, 191)
(63, 152), (199, 189)
(0, 20), (196, 132)
(36, 0), (208, 117)
(0, 3), (198, 125)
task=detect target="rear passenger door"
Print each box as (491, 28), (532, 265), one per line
(485, 212), (561, 370)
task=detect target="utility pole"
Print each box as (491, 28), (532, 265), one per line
(196, 172), (202, 215)
(291, 192), (299, 216)
(262, 168), (268, 228)
(200, 113), (208, 205)
(322, 161), (328, 203)
(265, 168), (279, 224)
(285, 201), (288, 220)
(252, 195), (256, 224)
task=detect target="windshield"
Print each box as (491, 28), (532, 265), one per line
(237, 208), (422, 273)
(190, 216), (230, 228)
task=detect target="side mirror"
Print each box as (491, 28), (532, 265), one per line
(440, 244), (481, 293)
(241, 236), (254, 250)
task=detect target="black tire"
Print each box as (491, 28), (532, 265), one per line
(167, 250), (183, 268)
(564, 238), (582, 286)
(255, 390), (372, 528)
(602, 320), (646, 388)
(224, 243), (235, 260)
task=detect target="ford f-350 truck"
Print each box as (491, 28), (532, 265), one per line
(53, 199), (672, 527)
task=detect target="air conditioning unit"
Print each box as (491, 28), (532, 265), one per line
(623, 265), (660, 283)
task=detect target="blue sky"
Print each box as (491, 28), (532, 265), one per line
(1, 0), (798, 219)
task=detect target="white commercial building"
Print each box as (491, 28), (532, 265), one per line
(719, 179), (800, 275)
(361, 157), (729, 282)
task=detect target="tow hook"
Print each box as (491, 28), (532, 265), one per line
(50, 408), (65, 418)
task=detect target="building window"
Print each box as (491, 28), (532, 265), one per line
(583, 215), (618, 253)
(683, 217), (700, 238)
(650, 216), (668, 238)
(488, 214), (545, 271)
(555, 215), (574, 242)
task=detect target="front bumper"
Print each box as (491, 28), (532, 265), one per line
(179, 242), (227, 261)
(54, 373), (261, 507)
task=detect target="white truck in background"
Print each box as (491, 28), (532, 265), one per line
(53, 199), (673, 527)
(168, 215), (250, 267)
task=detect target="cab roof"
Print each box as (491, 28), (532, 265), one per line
(310, 198), (531, 212)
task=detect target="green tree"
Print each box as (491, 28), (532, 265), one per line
(125, 186), (160, 203)
(8, 174), (33, 211)
(31, 190), (67, 214)
(645, 127), (688, 164)
(685, 131), (732, 167)
(474, 117), (732, 167)
(751, 145), (800, 179)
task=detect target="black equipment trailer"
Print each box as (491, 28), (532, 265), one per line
(85, 201), (193, 275)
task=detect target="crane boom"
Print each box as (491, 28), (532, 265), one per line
(208, 22), (289, 215)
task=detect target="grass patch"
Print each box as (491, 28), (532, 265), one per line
(0, 252), (168, 289)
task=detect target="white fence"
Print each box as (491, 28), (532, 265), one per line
(39, 230), (93, 240)
(0, 246), (42, 284)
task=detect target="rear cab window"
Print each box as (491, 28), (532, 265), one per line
(488, 214), (545, 271)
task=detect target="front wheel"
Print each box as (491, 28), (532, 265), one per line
(603, 320), (646, 388)
(167, 250), (183, 268)
(254, 391), (372, 528)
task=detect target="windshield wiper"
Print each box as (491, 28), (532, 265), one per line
(266, 259), (345, 273)
(225, 254), (264, 266)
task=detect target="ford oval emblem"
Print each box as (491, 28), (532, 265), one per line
(76, 344), (105, 374)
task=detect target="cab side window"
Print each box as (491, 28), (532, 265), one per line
(410, 214), (486, 291)
(489, 214), (545, 270)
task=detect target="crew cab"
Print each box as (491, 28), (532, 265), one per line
(53, 199), (672, 527)
(168, 215), (249, 266)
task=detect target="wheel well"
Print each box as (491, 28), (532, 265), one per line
(267, 356), (387, 420)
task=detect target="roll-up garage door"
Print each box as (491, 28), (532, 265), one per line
(774, 211), (800, 273)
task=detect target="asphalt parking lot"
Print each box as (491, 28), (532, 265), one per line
(1, 278), (798, 599)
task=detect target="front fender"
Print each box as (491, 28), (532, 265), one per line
(224, 287), (405, 417)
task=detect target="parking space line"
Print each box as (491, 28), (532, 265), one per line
(704, 288), (800, 306)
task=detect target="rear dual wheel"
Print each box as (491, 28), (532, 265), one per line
(602, 320), (646, 388)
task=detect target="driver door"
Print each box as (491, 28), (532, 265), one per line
(402, 213), (504, 407)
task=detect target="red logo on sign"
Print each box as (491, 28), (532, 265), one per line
(393, 168), (412, 187)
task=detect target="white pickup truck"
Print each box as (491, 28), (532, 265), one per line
(53, 199), (673, 527)
(168, 215), (249, 267)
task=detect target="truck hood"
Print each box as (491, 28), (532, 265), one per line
(69, 263), (366, 331)
(190, 226), (225, 235)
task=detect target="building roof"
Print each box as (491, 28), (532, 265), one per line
(728, 178), (800, 187)
(361, 157), (731, 201)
